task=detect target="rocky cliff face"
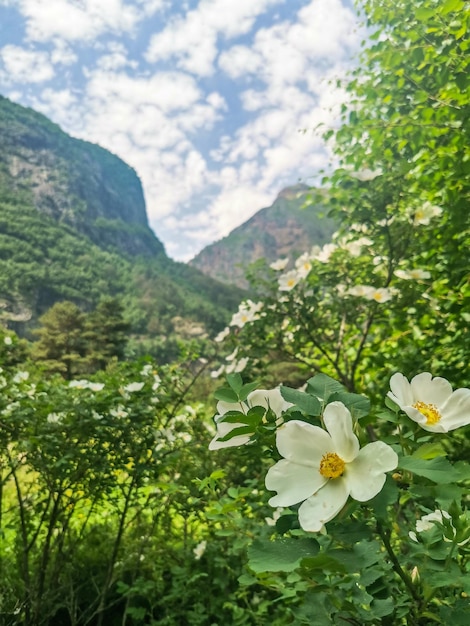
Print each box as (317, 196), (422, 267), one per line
(189, 184), (336, 288)
(0, 95), (163, 257)
(0, 95), (245, 343)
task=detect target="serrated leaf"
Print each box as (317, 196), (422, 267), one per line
(218, 410), (257, 426)
(384, 396), (399, 412)
(398, 456), (462, 483)
(217, 425), (253, 442)
(306, 373), (345, 402)
(372, 598), (395, 618)
(376, 409), (399, 423)
(248, 537), (319, 573)
(280, 386), (321, 416)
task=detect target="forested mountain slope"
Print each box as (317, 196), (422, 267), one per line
(0, 95), (245, 353)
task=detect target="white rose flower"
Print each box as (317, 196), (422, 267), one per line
(209, 388), (292, 451)
(124, 382), (144, 392)
(394, 268), (431, 280)
(278, 269), (302, 291)
(265, 402), (398, 532)
(270, 258), (289, 271)
(388, 372), (470, 432)
(410, 509), (470, 546)
(413, 202), (443, 225)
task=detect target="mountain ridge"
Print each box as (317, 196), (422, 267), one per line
(0, 95), (245, 356)
(0, 94), (163, 257)
(190, 183), (336, 288)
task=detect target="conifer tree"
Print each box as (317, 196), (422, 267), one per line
(82, 297), (130, 371)
(31, 301), (86, 379)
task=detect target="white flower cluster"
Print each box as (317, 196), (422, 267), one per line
(230, 299), (264, 328)
(342, 285), (398, 303)
(409, 510), (470, 546)
(210, 346), (249, 379)
(69, 379), (104, 391)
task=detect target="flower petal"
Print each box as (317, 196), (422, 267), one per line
(265, 459), (327, 507)
(323, 402), (359, 462)
(208, 421), (251, 450)
(248, 388), (291, 417)
(345, 441), (398, 501)
(217, 400), (246, 415)
(440, 387), (470, 430)
(275, 420), (332, 466)
(410, 372), (453, 407)
(388, 372), (414, 407)
(402, 406), (448, 433)
(298, 479), (349, 532)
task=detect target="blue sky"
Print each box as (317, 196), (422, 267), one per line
(0, 0), (363, 261)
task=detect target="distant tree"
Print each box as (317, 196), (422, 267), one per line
(31, 301), (86, 379)
(31, 298), (130, 377)
(82, 297), (130, 371)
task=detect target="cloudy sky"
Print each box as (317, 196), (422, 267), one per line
(0, 0), (363, 261)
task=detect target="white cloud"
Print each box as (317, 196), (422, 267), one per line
(15, 0), (166, 42)
(50, 40), (78, 65)
(95, 42), (137, 71)
(0, 44), (55, 83)
(145, 0), (283, 76)
(3, 0), (363, 261)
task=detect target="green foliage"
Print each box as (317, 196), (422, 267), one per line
(30, 298), (130, 377)
(205, 1), (470, 625)
(0, 358), (282, 625)
(0, 95), (246, 360)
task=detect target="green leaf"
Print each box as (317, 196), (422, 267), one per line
(301, 553), (347, 574)
(238, 381), (259, 401)
(217, 425), (253, 442)
(306, 373), (345, 402)
(371, 598), (395, 618)
(440, 0), (464, 15)
(280, 386), (322, 416)
(384, 396), (399, 412)
(412, 442), (446, 460)
(275, 514), (299, 534)
(248, 537), (319, 573)
(218, 410), (256, 425)
(213, 387), (239, 403)
(225, 373), (243, 392)
(328, 391), (370, 419)
(398, 456), (462, 483)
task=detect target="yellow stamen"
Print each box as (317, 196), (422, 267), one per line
(319, 452), (345, 479)
(413, 400), (441, 425)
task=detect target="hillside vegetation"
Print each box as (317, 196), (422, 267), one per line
(1, 1), (470, 623)
(0, 95), (245, 357)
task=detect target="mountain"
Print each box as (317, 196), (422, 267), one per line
(0, 95), (245, 355)
(0, 94), (162, 257)
(189, 184), (336, 288)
